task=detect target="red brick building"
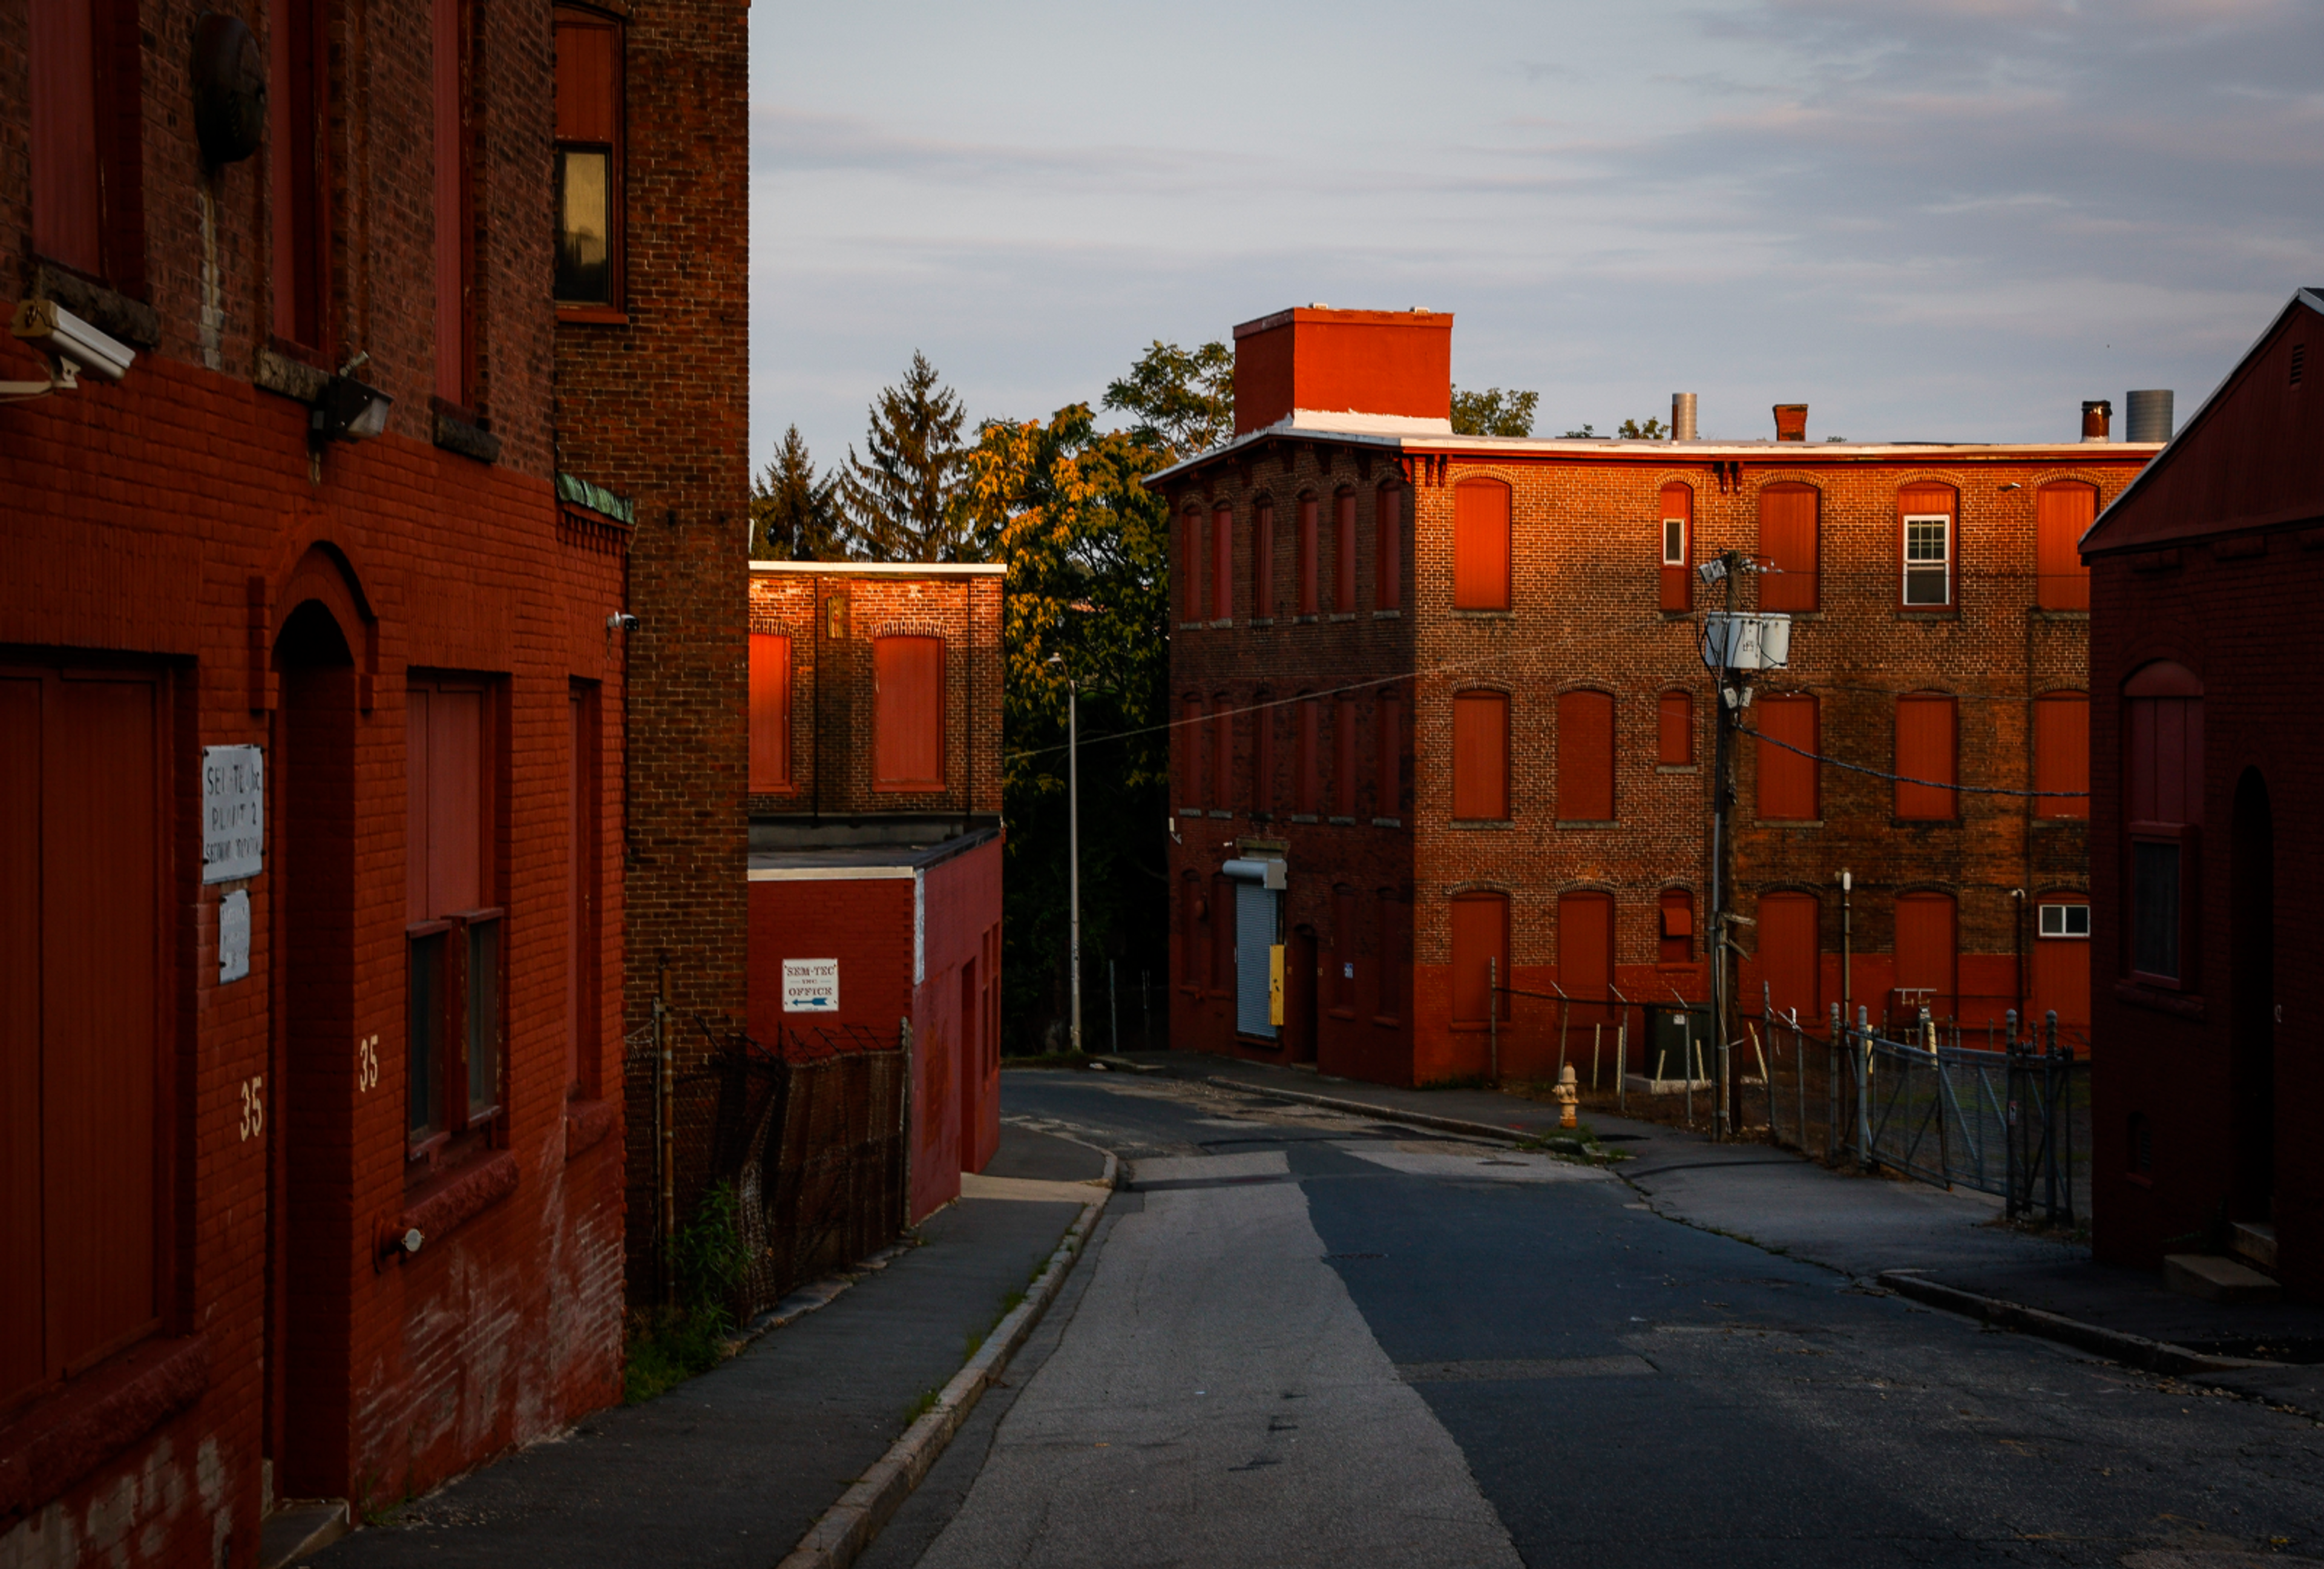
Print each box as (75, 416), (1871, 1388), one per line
(2085, 288), (2324, 1298)
(0, 0), (649, 1559)
(547, 0), (750, 1300)
(1157, 307), (2157, 1088)
(745, 561), (1005, 1220)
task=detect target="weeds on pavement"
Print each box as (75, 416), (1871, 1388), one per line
(623, 1182), (751, 1404)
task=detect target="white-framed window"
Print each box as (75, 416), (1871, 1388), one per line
(1903, 514), (1951, 605)
(2038, 902), (2090, 939)
(1662, 515), (1687, 567)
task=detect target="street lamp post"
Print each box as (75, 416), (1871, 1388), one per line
(1049, 654), (1082, 1056)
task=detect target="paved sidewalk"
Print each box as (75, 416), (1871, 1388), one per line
(309, 1127), (1104, 1569)
(1143, 1052), (2324, 1408)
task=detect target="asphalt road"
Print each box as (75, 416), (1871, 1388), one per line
(887, 1070), (2324, 1569)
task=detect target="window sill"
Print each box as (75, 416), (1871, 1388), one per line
(1177, 621), (1201, 631)
(0, 1332), (209, 1521)
(1178, 807), (1202, 817)
(1294, 614), (1321, 625)
(1235, 1033), (1282, 1048)
(1449, 818), (1513, 830)
(1658, 609), (1699, 622)
(1891, 817), (1961, 827)
(2113, 979), (2203, 1019)
(2124, 1172), (2155, 1190)
(254, 343), (332, 404)
(1371, 1015), (1402, 1028)
(1250, 617), (1276, 628)
(1209, 619), (1234, 630)
(1370, 817), (1403, 828)
(1658, 764), (1699, 775)
(2030, 608), (2090, 622)
(30, 260), (162, 348)
(1756, 818), (1823, 829)
(556, 305), (630, 326)
(1288, 813), (1319, 824)
(1207, 809), (1233, 819)
(1328, 815), (1356, 826)
(1451, 610), (1514, 621)
(393, 1148), (519, 1262)
(433, 407), (502, 465)
(1371, 608), (1402, 620)
(565, 1097), (619, 1162)
(1556, 820), (1618, 830)
(1327, 613), (1359, 623)
(1896, 609), (1959, 621)
(1654, 961), (1702, 973)
(2031, 815), (2090, 827)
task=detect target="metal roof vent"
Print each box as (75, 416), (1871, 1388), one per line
(1672, 393), (1698, 441)
(2292, 343), (2305, 386)
(2126, 389), (2175, 443)
(2081, 400), (2112, 442)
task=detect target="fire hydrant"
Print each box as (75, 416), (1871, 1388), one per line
(1553, 1064), (1580, 1130)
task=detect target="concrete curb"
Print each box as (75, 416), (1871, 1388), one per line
(1204, 1076), (1540, 1146)
(1876, 1270), (2263, 1375)
(773, 1151), (1118, 1569)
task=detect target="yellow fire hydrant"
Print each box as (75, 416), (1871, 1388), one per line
(1554, 1064), (1580, 1130)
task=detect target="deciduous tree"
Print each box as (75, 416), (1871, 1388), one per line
(1451, 385), (1540, 437)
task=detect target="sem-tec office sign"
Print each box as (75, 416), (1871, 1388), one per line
(782, 959), (839, 1013)
(202, 745), (264, 883)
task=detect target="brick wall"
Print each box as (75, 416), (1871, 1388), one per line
(1166, 435), (2152, 1088)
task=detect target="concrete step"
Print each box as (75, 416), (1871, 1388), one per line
(2230, 1220), (2279, 1271)
(2164, 1253), (2281, 1305)
(259, 1501), (348, 1568)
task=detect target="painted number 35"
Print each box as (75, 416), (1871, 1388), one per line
(357, 1033), (381, 1093)
(237, 1076), (264, 1142)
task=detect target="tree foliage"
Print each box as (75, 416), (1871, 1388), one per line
(1104, 340), (1234, 460)
(750, 424), (841, 560)
(1617, 416), (1668, 440)
(837, 351), (976, 562)
(1451, 385), (1540, 438)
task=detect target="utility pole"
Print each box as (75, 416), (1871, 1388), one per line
(1066, 666), (1082, 1056)
(1709, 551), (1738, 1141)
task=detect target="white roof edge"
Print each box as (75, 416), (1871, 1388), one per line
(748, 559), (1006, 576)
(1285, 409), (1454, 436)
(746, 864), (918, 881)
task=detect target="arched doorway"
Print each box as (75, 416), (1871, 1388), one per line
(268, 600), (360, 1501)
(2230, 768), (2274, 1229)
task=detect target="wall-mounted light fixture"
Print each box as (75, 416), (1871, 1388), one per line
(311, 350), (392, 446)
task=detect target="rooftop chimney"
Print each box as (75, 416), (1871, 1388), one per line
(2081, 400), (2112, 442)
(1230, 307), (1454, 436)
(2125, 389), (2175, 444)
(1772, 404), (1807, 442)
(1671, 393), (1698, 442)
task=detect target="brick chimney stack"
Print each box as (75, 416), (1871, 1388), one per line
(1231, 306), (1454, 436)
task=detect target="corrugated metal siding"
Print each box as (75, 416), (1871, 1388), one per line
(1658, 689), (1693, 767)
(29, 0), (103, 274)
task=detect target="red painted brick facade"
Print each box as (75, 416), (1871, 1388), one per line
(1158, 309), (2156, 1088)
(1, 0), (630, 1556)
(2085, 291), (2324, 1298)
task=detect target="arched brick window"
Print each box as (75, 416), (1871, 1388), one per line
(1758, 483), (1819, 611)
(1756, 694), (1818, 821)
(2124, 660), (2202, 986)
(747, 633), (790, 791)
(2036, 482), (2096, 610)
(1894, 692), (1958, 820)
(1452, 690), (1510, 821)
(1374, 485), (1402, 611)
(1658, 483), (1693, 611)
(1453, 478), (1512, 611)
(2034, 691), (2089, 820)
(1450, 892), (1509, 1025)
(873, 636), (944, 791)
(1758, 892), (1819, 1018)
(1556, 689), (1615, 822)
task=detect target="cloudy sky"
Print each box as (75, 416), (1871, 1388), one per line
(748, 0), (2322, 469)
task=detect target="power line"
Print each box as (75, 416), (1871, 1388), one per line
(1737, 724), (2087, 798)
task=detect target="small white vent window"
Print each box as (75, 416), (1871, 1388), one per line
(1662, 517), (1687, 567)
(2039, 903), (2090, 939)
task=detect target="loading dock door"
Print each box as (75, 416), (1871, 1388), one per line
(1235, 881), (1279, 1039)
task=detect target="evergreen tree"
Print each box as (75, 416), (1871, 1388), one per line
(1103, 340), (1233, 460)
(836, 352), (974, 562)
(749, 425), (839, 560)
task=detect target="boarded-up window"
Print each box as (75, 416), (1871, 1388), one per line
(1894, 893), (1957, 1019)
(1375, 486), (1402, 611)
(31, 0), (103, 274)
(1454, 479), (1512, 611)
(1182, 694), (1204, 809)
(1658, 889), (1695, 966)
(1255, 502), (1275, 616)
(1756, 694), (1818, 821)
(1212, 694), (1232, 809)
(1332, 886), (1359, 1011)
(1334, 492), (1356, 611)
(1758, 483), (1819, 611)
(2035, 482), (2096, 611)
(1450, 892), (1509, 1025)
(1298, 496), (1319, 616)
(1758, 892), (1819, 1020)
(1, 667), (161, 1412)
(2125, 661), (2202, 985)
(1658, 689), (1694, 766)
(747, 633), (791, 791)
(408, 678), (502, 1146)
(1334, 697), (1356, 817)
(1212, 504), (1233, 620)
(1255, 690), (1276, 812)
(1296, 697), (1320, 814)
(1376, 694), (1401, 820)
(434, 0), (471, 402)
(1181, 508), (1202, 620)
(1181, 874), (1203, 989)
(1559, 891), (1614, 1013)
(553, 7), (622, 308)
(1452, 691), (1509, 821)
(873, 636), (944, 791)
(272, 0), (327, 344)
(1658, 483), (1693, 611)
(2034, 691), (2089, 820)
(1557, 689), (1615, 821)
(1898, 483), (1957, 609)
(1894, 694), (1957, 820)
(1376, 891), (1407, 1019)
(409, 682), (488, 921)
(1212, 875), (1235, 995)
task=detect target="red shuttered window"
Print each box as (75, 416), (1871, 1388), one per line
(1558, 891), (1614, 1012)
(1658, 483), (1693, 611)
(1374, 485), (1402, 611)
(1756, 694), (1818, 821)
(2036, 482), (2096, 611)
(1894, 693), (1958, 820)
(1658, 889), (1695, 966)
(1180, 875), (1203, 990)
(1254, 690), (1276, 813)
(553, 7), (623, 311)
(1376, 694), (1401, 820)
(1758, 484), (1819, 611)
(1213, 694), (1232, 809)
(1181, 694), (1204, 809)
(1255, 502), (1275, 617)
(434, 0), (472, 404)
(2, 667), (163, 1414)
(1334, 698), (1356, 817)
(874, 637), (945, 791)
(1451, 691), (1509, 821)
(271, 0), (329, 346)
(1212, 504), (1233, 622)
(1557, 689), (1615, 822)
(747, 633), (792, 791)
(2125, 661), (2203, 986)
(408, 678), (504, 1152)
(1658, 689), (1694, 767)
(1298, 497), (1319, 616)
(1454, 479), (1512, 611)
(1894, 893), (1957, 1022)
(1334, 492), (1357, 612)
(2034, 691), (2089, 820)
(1449, 892), (1509, 1025)
(1296, 697), (1320, 814)
(30, 0), (101, 274)
(1181, 509), (1202, 621)
(1758, 892), (1820, 1019)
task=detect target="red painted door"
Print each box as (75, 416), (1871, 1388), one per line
(2032, 900), (2091, 1044)
(1558, 891), (1613, 1025)
(1758, 892), (1820, 1023)
(1893, 893), (1957, 1028)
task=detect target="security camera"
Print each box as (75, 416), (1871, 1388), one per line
(11, 298), (136, 384)
(607, 613), (640, 633)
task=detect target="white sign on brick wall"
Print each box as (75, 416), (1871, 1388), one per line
(218, 889), (251, 984)
(783, 959), (839, 1013)
(202, 745), (265, 883)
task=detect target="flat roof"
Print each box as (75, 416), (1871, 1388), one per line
(744, 826), (998, 880)
(749, 559), (1005, 576)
